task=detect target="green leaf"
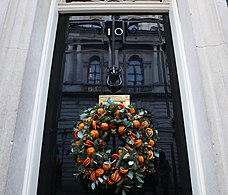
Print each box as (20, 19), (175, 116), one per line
(123, 119), (131, 127)
(138, 110), (144, 116)
(154, 151), (159, 157)
(115, 184), (122, 194)
(116, 120), (122, 125)
(103, 132), (108, 139)
(125, 137), (134, 145)
(127, 171), (133, 180)
(78, 165), (85, 172)
(122, 189), (127, 195)
(138, 167), (145, 173)
(77, 130), (84, 139)
(111, 159), (117, 164)
(120, 108), (125, 113)
(93, 161), (98, 164)
(155, 129), (158, 135)
(132, 163), (137, 170)
(98, 177), (104, 183)
(103, 117), (111, 123)
(80, 114), (87, 121)
(106, 149), (111, 153)
(96, 153), (103, 158)
(91, 183), (96, 190)
(116, 179), (124, 186)
(87, 135), (93, 140)
(107, 98), (114, 104)
(136, 184), (143, 188)
(103, 154), (109, 161)
(123, 153), (130, 159)
(136, 132), (140, 139)
(104, 161), (111, 166)
(136, 176), (144, 184)
(93, 140), (99, 148)
(115, 159), (121, 168)
(110, 119), (116, 124)
(103, 175), (108, 180)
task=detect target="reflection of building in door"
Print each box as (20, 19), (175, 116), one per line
(38, 14), (192, 195)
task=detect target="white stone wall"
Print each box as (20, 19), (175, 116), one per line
(173, 0), (228, 194)
(0, 0), (54, 194)
(0, 0), (227, 195)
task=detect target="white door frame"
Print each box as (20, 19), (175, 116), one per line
(22, 1), (206, 195)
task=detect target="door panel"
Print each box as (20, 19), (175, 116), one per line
(38, 14), (192, 195)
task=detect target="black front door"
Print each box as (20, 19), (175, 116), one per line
(38, 14), (192, 195)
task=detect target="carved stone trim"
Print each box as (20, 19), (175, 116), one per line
(58, 0), (169, 2)
(58, 1), (170, 13)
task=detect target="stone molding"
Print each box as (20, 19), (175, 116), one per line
(58, 0), (169, 2)
(58, 1), (170, 13)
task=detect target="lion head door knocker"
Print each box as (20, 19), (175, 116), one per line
(106, 66), (123, 92)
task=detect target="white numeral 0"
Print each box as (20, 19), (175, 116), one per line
(107, 27), (124, 36)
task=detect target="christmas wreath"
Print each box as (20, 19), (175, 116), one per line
(71, 98), (159, 195)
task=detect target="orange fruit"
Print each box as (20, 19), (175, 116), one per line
(119, 168), (129, 175)
(78, 123), (85, 130)
(109, 124), (116, 129)
(114, 110), (120, 117)
(111, 171), (121, 182)
(112, 153), (119, 160)
(148, 150), (153, 159)
(129, 107), (135, 114)
(141, 120), (149, 128)
(75, 141), (80, 146)
(135, 139), (143, 147)
(146, 128), (153, 137)
(107, 177), (115, 185)
(117, 103), (125, 109)
(125, 144), (133, 151)
(118, 126), (126, 135)
(118, 149), (123, 155)
(87, 147), (95, 156)
(100, 123), (109, 131)
(84, 140), (94, 147)
(76, 157), (83, 165)
(103, 163), (111, 170)
(90, 171), (97, 181)
(97, 108), (105, 115)
(130, 133), (136, 141)
(95, 168), (104, 177)
(84, 169), (91, 176)
(90, 130), (99, 138)
(82, 157), (90, 166)
(91, 120), (96, 129)
(148, 140), (155, 147)
(90, 110), (96, 115)
(137, 156), (144, 164)
(86, 117), (92, 122)
(133, 120), (140, 129)
(74, 130), (79, 139)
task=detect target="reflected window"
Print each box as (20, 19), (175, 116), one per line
(87, 56), (101, 84)
(127, 55), (144, 85)
(128, 23), (138, 33)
